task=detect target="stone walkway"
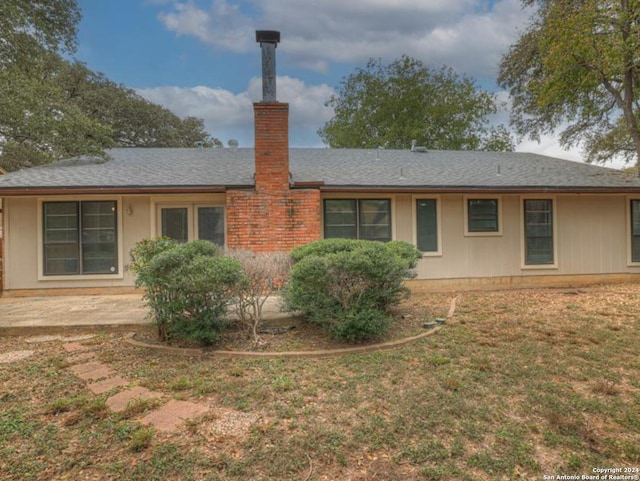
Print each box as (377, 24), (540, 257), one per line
(3, 334), (261, 435)
(60, 339), (211, 432)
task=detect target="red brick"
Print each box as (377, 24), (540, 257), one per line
(226, 102), (322, 252)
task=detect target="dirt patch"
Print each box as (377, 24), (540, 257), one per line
(0, 350), (35, 363)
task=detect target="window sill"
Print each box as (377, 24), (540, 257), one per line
(520, 264), (558, 270)
(464, 231), (503, 237)
(38, 273), (124, 282)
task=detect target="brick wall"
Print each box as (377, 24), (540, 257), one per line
(226, 189), (321, 251)
(226, 101), (322, 251)
(254, 102), (290, 193)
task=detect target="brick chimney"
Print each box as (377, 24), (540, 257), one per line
(225, 31), (321, 252)
(254, 30), (289, 193)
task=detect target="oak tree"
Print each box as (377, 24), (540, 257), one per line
(499, 0), (640, 166)
(320, 55), (513, 152)
(0, 0), (219, 172)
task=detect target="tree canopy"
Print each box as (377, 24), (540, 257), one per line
(319, 55), (514, 152)
(499, 0), (640, 166)
(0, 0), (80, 67)
(0, 0), (219, 172)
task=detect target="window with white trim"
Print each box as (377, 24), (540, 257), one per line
(158, 205), (225, 245)
(415, 198), (438, 252)
(630, 200), (640, 262)
(323, 199), (391, 241)
(523, 199), (554, 265)
(467, 198), (499, 233)
(43, 201), (118, 275)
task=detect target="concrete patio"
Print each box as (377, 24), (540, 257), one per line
(0, 294), (287, 333)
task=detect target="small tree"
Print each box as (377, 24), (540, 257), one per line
(226, 250), (291, 345)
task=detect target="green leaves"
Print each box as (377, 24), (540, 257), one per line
(0, 56), (114, 171)
(499, 0), (640, 166)
(284, 239), (422, 341)
(0, 0), (219, 172)
(132, 240), (245, 345)
(319, 55), (513, 152)
(0, 0), (80, 67)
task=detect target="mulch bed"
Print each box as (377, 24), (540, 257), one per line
(132, 293), (454, 353)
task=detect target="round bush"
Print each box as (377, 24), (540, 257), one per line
(284, 239), (422, 341)
(131, 239), (244, 344)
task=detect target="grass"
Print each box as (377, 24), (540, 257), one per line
(1, 284), (640, 479)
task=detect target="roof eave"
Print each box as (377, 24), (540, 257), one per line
(317, 184), (640, 194)
(0, 185), (251, 196)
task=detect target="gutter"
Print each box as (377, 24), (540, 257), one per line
(316, 185), (640, 194)
(2, 183), (640, 196)
(0, 185), (253, 196)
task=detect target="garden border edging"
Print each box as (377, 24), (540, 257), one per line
(124, 296), (458, 358)
(124, 327), (442, 359)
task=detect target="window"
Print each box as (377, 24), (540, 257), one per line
(630, 200), (640, 262)
(324, 199), (391, 241)
(197, 207), (225, 245)
(523, 199), (554, 265)
(416, 198), (438, 253)
(467, 198), (499, 233)
(43, 201), (118, 276)
(161, 208), (188, 243)
(158, 205), (225, 245)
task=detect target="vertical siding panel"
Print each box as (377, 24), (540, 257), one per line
(6, 198), (38, 290)
(394, 195), (413, 243)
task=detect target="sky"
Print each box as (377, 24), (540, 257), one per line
(74, 0), (585, 162)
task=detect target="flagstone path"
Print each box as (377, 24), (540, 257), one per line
(1, 334), (261, 435)
(59, 337), (211, 432)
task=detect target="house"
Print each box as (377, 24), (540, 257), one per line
(1, 31), (640, 296)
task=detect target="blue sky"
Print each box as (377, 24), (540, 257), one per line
(74, 0), (583, 161)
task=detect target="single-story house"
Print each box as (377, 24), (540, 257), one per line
(2, 31), (640, 295)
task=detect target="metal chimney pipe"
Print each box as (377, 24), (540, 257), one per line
(256, 30), (280, 102)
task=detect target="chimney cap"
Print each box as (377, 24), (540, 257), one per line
(256, 30), (280, 44)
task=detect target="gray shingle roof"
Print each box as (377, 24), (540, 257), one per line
(0, 147), (639, 193)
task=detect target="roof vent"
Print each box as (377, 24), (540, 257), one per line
(228, 139), (239, 149)
(256, 30), (280, 102)
(410, 139), (428, 153)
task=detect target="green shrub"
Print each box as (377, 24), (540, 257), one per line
(131, 239), (245, 345)
(332, 307), (392, 342)
(128, 237), (176, 278)
(284, 239), (421, 341)
(289, 238), (364, 262)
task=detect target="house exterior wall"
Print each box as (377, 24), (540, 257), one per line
(413, 194), (635, 279)
(321, 192), (640, 282)
(414, 194), (520, 279)
(4, 195), (149, 291)
(3, 192), (640, 293)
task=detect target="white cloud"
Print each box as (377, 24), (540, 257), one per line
(516, 135), (584, 162)
(158, 0), (253, 52)
(151, 0), (587, 155)
(137, 76), (335, 147)
(157, 0), (532, 78)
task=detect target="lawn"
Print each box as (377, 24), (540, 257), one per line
(1, 284), (639, 480)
